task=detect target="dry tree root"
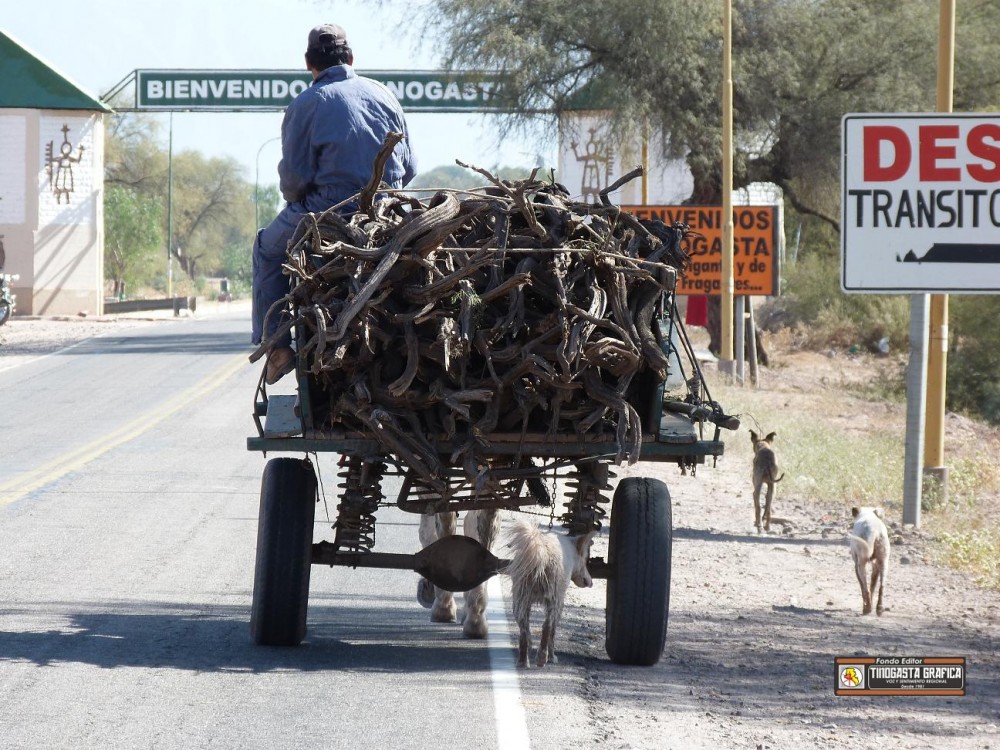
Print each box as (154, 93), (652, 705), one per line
(254, 135), (692, 484)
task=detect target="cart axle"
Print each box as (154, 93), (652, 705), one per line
(314, 535), (507, 592)
(312, 536), (611, 590)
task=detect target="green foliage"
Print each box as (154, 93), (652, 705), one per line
(254, 183), (281, 230)
(938, 529), (1000, 589)
(104, 109), (258, 292)
(948, 296), (1000, 424)
(409, 164), (489, 191)
(416, 0), (1000, 225)
(169, 151), (251, 280)
(104, 185), (163, 298)
(221, 242), (252, 298)
(409, 163), (550, 191)
(104, 107), (167, 194)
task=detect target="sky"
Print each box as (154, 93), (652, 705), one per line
(3, 0), (555, 188)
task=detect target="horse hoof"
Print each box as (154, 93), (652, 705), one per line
(462, 616), (488, 639)
(416, 578), (435, 609)
(431, 601), (457, 623)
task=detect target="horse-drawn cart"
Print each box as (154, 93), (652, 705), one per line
(246, 168), (738, 666)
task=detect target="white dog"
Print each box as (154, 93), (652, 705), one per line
(505, 519), (597, 668)
(847, 506), (890, 616)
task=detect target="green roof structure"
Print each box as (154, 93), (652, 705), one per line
(0, 30), (110, 111)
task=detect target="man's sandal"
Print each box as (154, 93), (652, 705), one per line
(265, 346), (296, 385)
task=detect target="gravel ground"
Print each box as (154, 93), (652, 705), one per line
(547, 455), (1000, 749)
(544, 349), (1000, 750)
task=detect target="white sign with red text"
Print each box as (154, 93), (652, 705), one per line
(842, 113), (1000, 293)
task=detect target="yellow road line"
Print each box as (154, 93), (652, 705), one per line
(0, 353), (250, 508)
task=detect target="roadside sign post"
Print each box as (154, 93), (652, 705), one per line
(622, 205), (780, 297)
(903, 296), (929, 528)
(841, 114), (1000, 293)
(720, 0), (735, 379)
(926, 0), (957, 509)
(842, 107), (1000, 524)
(625, 204), (780, 390)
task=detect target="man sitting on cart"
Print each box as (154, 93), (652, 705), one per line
(251, 22), (417, 384)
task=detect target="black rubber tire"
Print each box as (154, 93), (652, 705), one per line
(605, 476), (672, 666)
(0, 301), (10, 327)
(250, 457), (317, 646)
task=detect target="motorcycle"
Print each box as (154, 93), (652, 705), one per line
(0, 273), (18, 326)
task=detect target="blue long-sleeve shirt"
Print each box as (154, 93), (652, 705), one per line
(278, 64), (417, 210)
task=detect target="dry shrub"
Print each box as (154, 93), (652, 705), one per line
(760, 251), (909, 353)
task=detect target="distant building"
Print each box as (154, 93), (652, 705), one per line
(557, 110), (783, 211)
(0, 29), (109, 316)
(557, 111), (694, 205)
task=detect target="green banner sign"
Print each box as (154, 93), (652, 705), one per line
(134, 69), (504, 112)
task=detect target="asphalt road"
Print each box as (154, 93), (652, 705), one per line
(0, 311), (536, 750)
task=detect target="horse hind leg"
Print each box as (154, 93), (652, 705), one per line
(461, 509), (502, 639)
(416, 513), (437, 608)
(418, 511), (458, 623)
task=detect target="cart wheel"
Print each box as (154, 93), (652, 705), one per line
(605, 477), (672, 666)
(251, 457), (317, 646)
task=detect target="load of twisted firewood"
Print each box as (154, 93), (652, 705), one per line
(253, 134), (691, 486)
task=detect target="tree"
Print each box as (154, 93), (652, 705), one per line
(408, 163), (549, 191)
(104, 185), (163, 298)
(165, 151), (250, 280)
(411, 0), (1000, 373)
(415, 0), (1000, 227)
(104, 106), (168, 194)
(254, 183), (282, 230)
(104, 103), (258, 292)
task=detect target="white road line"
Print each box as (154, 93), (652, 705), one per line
(486, 576), (531, 750)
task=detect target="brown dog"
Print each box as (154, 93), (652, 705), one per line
(750, 430), (783, 532)
(847, 506), (890, 615)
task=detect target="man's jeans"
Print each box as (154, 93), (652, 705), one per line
(251, 206), (303, 348)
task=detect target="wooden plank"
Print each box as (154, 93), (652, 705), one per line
(658, 412), (698, 444)
(262, 395), (303, 438)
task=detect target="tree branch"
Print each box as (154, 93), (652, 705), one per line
(775, 179), (840, 234)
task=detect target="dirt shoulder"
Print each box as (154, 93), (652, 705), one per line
(550, 350), (1000, 750)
